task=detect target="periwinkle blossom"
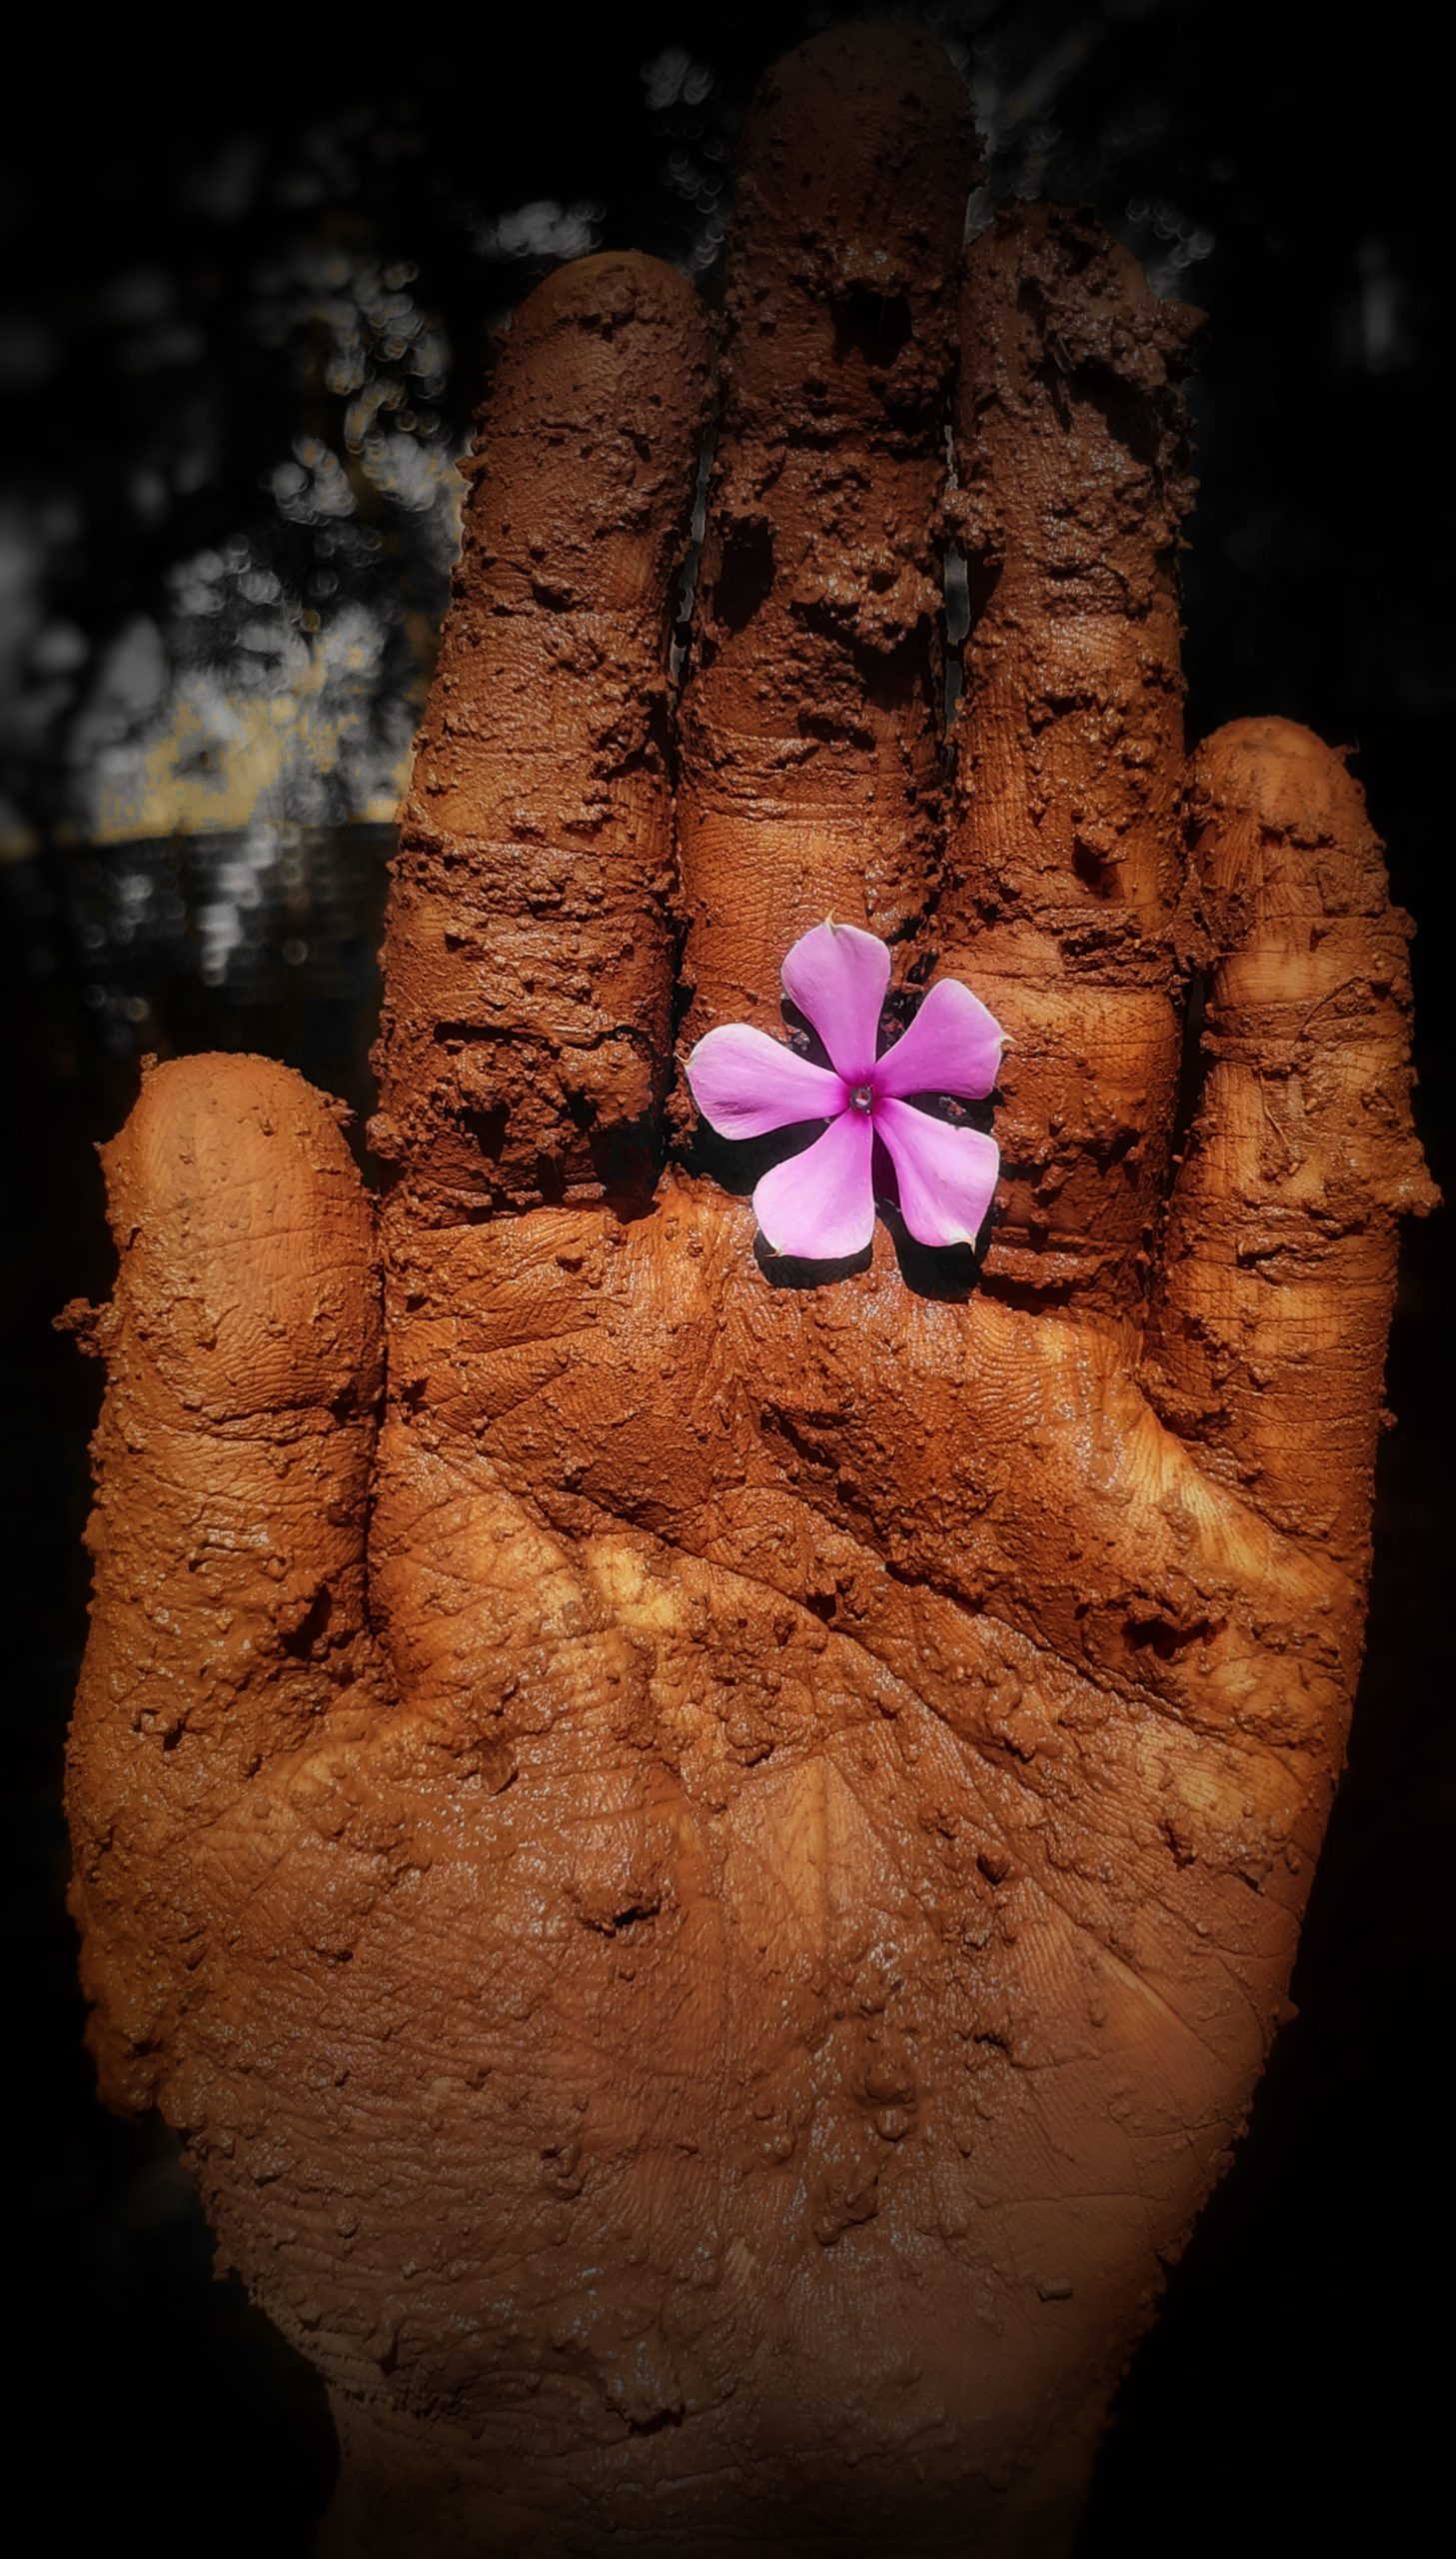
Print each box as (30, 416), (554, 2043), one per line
(686, 921), (1004, 1262)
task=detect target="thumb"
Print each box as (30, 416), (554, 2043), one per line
(65, 1054), (382, 2109)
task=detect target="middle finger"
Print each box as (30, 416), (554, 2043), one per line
(674, 26), (977, 1073)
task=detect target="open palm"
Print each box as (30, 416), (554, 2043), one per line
(67, 29), (1430, 2556)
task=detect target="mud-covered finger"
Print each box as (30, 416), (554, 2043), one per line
(372, 254), (710, 1223)
(64, 1057), (383, 2109)
(942, 207), (1201, 1314)
(674, 27), (977, 1074)
(1142, 720), (1436, 1560)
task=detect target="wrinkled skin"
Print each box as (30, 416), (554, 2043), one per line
(66, 29), (1433, 2559)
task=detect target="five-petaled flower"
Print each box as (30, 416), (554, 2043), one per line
(686, 921), (1004, 1263)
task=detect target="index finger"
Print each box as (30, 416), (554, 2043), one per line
(371, 254), (710, 1225)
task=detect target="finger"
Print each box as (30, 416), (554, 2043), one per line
(371, 253), (710, 1223)
(674, 26), (977, 1076)
(64, 1056), (382, 2107)
(941, 206), (1202, 1314)
(1143, 719), (1436, 1557)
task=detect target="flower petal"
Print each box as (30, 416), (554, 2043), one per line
(873, 977), (1004, 1102)
(686, 1024), (845, 1139)
(752, 1110), (874, 1261)
(780, 921), (890, 1083)
(876, 1097), (999, 1249)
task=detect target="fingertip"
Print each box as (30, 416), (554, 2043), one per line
(108, 1051), (357, 1204)
(756, 20), (975, 140)
(737, 21), (979, 319)
(966, 202), (1205, 379)
(104, 1054), (379, 1424)
(1190, 717), (1373, 850)
(506, 248), (707, 351)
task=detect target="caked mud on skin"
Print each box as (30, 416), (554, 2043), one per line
(945, 205), (1203, 1310)
(64, 22), (1433, 2559)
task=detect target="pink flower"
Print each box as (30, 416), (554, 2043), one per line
(685, 922), (1004, 1261)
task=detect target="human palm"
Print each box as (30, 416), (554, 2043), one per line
(67, 28), (1430, 2557)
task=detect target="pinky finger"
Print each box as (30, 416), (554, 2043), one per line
(1142, 719), (1436, 1562)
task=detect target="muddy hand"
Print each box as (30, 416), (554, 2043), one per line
(66, 27), (1432, 2558)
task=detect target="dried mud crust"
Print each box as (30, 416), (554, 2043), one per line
(942, 205), (1203, 1309)
(74, 1126), (1360, 2551)
(673, 26), (978, 1083)
(63, 1056), (386, 2113)
(370, 254), (711, 1223)
(1144, 718), (1436, 1549)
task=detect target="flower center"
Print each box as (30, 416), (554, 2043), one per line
(848, 1082), (876, 1116)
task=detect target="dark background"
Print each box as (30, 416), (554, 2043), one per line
(3, 1), (1451, 2547)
